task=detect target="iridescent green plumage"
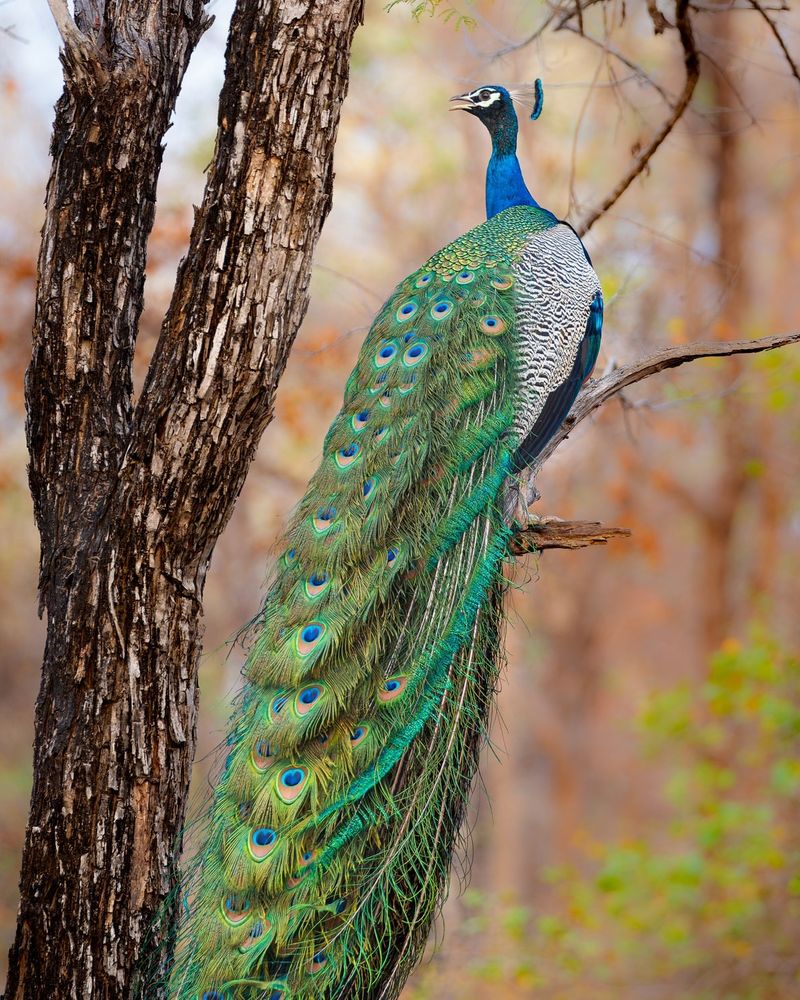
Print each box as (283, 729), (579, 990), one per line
(169, 205), (559, 1000)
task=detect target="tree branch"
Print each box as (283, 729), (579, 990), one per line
(562, 24), (673, 104)
(511, 517), (632, 555)
(46, 0), (89, 51)
(493, 0), (792, 239)
(577, 0), (700, 236)
(119, 0), (365, 568)
(747, 0), (800, 89)
(647, 0), (670, 33)
(26, 0), (209, 611)
(490, 0), (603, 59)
(538, 330), (800, 465)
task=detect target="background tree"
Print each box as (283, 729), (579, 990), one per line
(0, 1), (798, 998)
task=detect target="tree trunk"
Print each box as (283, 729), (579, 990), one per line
(5, 1), (363, 998)
(697, 9), (751, 653)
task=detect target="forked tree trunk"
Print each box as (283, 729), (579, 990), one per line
(5, 1), (363, 997)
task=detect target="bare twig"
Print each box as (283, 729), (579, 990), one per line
(46, 0), (89, 50)
(567, 38), (605, 217)
(511, 517), (631, 555)
(490, 8), (557, 58)
(538, 330), (800, 465)
(747, 0), (800, 89)
(647, 0), (670, 33)
(562, 25), (673, 104)
(491, 0), (603, 59)
(314, 263), (384, 302)
(576, 0), (700, 236)
(690, 1), (787, 9)
(1, 25), (26, 42)
(697, 48), (759, 125)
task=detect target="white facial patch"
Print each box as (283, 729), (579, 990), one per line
(467, 88), (502, 109)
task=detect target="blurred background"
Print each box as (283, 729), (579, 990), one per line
(1, 1), (800, 996)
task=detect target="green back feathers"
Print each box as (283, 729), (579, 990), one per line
(169, 206), (553, 1000)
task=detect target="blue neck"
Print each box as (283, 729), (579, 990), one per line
(486, 151), (538, 218)
(484, 106), (539, 218)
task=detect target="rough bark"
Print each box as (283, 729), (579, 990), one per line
(6, 1), (364, 998)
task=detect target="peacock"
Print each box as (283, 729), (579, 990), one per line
(168, 80), (603, 1000)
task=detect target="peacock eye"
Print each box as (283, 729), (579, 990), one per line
(480, 89), (492, 101)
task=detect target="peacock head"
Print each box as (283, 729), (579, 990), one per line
(449, 85), (514, 121)
(449, 82), (544, 148)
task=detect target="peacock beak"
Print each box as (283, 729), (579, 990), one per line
(449, 94), (475, 111)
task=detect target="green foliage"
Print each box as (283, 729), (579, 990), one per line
(754, 343), (800, 417)
(408, 637), (800, 998)
(385, 0), (477, 30)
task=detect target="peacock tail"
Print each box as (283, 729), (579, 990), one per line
(162, 70), (608, 1000)
(167, 198), (601, 1000)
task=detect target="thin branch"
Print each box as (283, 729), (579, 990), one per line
(537, 330), (800, 466)
(647, 0), (670, 33)
(490, 0), (603, 59)
(689, 1), (788, 11)
(697, 48), (759, 125)
(747, 0), (800, 89)
(313, 263), (384, 302)
(511, 517), (631, 555)
(490, 7), (556, 58)
(46, 0), (89, 50)
(1, 23), (27, 42)
(566, 37), (605, 217)
(561, 24), (673, 104)
(490, 0), (793, 240)
(576, 0), (700, 236)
